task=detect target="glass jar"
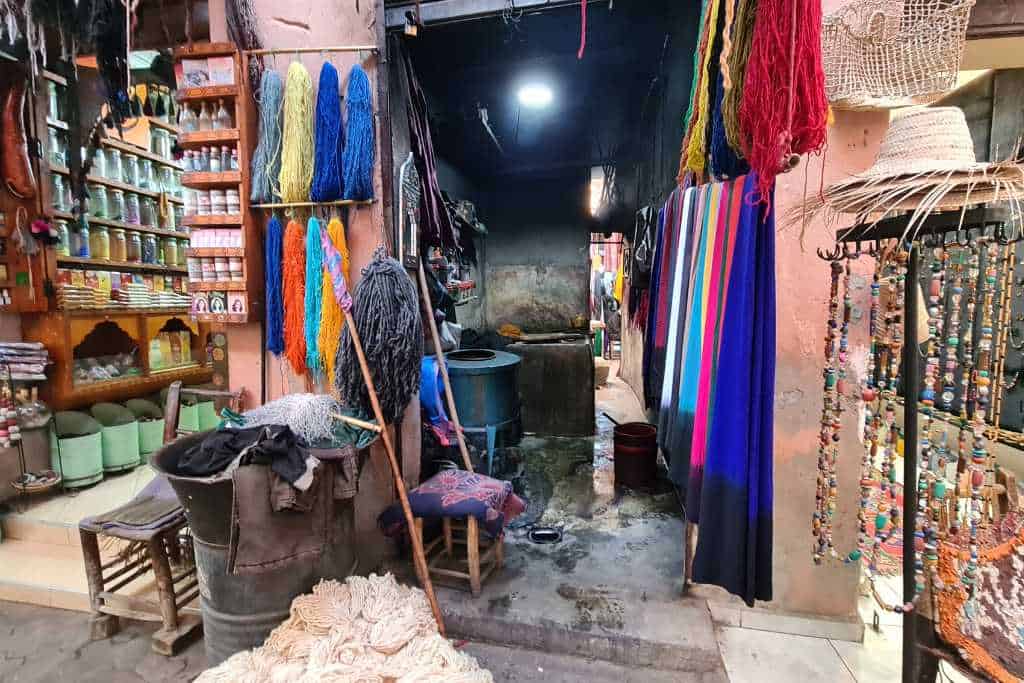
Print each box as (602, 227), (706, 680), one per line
(126, 231), (142, 262)
(140, 197), (157, 227)
(104, 148), (122, 181)
(173, 171), (184, 198)
(151, 129), (170, 159)
(89, 225), (110, 260)
(48, 128), (65, 167)
(173, 204), (185, 230)
(87, 183), (107, 218)
(162, 237), (179, 266)
(107, 189), (125, 221)
(47, 82), (60, 121)
(142, 234), (158, 264)
(158, 165), (174, 193)
(138, 159), (154, 189)
(54, 220), (70, 256)
(50, 173), (66, 211)
(230, 149), (239, 171)
(109, 229), (127, 262)
(91, 148), (106, 177)
(124, 192), (141, 225)
(74, 223), (90, 258)
(179, 239), (190, 263)
(122, 154), (139, 186)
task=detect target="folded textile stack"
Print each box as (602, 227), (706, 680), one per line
(0, 342), (50, 381)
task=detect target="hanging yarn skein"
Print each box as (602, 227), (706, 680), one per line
(722, 0), (758, 154)
(311, 62), (345, 202)
(342, 64), (375, 201)
(319, 217), (349, 383)
(283, 219), (307, 375)
(304, 217), (324, 376)
(279, 62), (315, 203)
(250, 70), (283, 203)
(265, 214), (285, 355)
(336, 247), (422, 424)
(739, 0), (827, 199)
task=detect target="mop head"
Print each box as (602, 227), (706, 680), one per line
(195, 573), (493, 682)
(242, 393), (342, 445)
(336, 247), (422, 424)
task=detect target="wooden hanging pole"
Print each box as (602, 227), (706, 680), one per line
(416, 263), (475, 473)
(341, 308), (446, 636)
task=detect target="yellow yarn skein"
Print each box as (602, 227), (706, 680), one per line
(319, 217), (350, 382)
(278, 62), (314, 203)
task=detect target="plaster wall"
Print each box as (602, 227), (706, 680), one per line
(207, 0), (418, 570)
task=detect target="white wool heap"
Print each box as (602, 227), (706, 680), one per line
(242, 393), (341, 445)
(196, 573), (493, 683)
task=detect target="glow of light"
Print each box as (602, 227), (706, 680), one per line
(517, 83), (553, 109)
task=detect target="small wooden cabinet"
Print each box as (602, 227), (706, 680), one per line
(22, 309), (212, 409)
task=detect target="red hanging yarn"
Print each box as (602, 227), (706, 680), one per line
(739, 0), (827, 199)
(283, 219), (307, 376)
(577, 0), (587, 60)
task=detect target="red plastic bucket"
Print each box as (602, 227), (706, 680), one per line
(613, 422), (658, 490)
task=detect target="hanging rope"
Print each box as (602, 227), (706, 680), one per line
(304, 216), (324, 376)
(336, 247), (422, 423)
(311, 62), (344, 202)
(318, 217), (349, 384)
(250, 70), (283, 203)
(283, 219), (307, 376)
(341, 64), (375, 201)
(279, 62), (314, 203)
(265, 214), (285, 355)
(739, 0), (827, 199)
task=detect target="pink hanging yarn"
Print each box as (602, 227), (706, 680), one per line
(739, 0), (827, 199)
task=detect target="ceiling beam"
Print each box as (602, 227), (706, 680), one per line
(385, 0), (607, 29)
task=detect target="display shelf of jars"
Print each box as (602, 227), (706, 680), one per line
(56, 256), (188, 275)
(175, 42), (262, 324)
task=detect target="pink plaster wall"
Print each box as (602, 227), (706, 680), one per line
(771, 108), (890, 616)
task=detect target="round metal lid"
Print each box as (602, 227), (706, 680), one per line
(444, 348), (521, 375)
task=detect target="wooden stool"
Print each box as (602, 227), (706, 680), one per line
(79, 518), (201, 655)
(414, 516), (504, 597)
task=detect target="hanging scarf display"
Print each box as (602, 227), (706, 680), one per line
(279, 62), (314, 203)
(311, 62), (345, 202)
(282, 219), (307, 375)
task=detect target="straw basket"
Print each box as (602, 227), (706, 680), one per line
(823, 0), (975, 110)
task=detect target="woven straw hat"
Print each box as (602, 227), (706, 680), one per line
(791, 106), (1024, 236)
(857, 107), (984, 178)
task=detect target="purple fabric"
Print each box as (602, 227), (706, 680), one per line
(379, 469), (526, 538)
(320, 228), (353, 312)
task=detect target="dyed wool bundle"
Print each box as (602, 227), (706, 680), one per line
(195, 574), (492, 682)
(282, 219), (307, 375)
(243, 393), (343, 445)
(678, 0), (722, 179)
(265, 214), (285, 355)
(341, 64), (375, 201)
(304, 217), (324, 376)
(739, 0), (827, 198)
(336, 248), (422, 424)
(318, 218), (349, 382)
(250, 70), (284, 203)
(311, 62), (344, 202)
(722, 0), (758, 153)
(278, 62), (315, 203)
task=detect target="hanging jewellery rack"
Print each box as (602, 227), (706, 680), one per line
(834, 205), (1013, 683)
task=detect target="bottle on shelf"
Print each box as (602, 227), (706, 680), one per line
(230, 148), (239, 171)
(220, 146), (230, 172)
(180, 105), (198, 133)
(199, 147), (210, 173)
(214, 100), (232, 130)
(198, 102), (212, 132)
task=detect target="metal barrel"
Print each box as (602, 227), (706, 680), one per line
(193, 504), (356, 665)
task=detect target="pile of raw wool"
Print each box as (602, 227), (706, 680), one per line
(196, 573), (493, 683)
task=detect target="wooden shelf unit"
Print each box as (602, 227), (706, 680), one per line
(22, 309), (212, 410)
(177, 42), (263, 324)
(57, 256), (188, 275)
(101, 137), (183, 170)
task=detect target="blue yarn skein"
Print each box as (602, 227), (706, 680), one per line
(311, 62), (344, 202)
(251, 71), (284, 203)
(265, 215), (285, 355)
(342, 64), (375, 201)
(304, 216), (324, 375)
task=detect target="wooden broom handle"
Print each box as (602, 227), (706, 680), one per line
(417, 262), (475, 473)
(342, 309), (446, 636)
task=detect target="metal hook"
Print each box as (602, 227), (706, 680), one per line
(817, 243), (844, 262)
(844, 242), (862, 260)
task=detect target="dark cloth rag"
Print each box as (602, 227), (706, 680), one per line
(173, 424), (310, 486)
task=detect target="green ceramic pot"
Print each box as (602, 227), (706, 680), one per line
(100, 421), (141, 473)
(138, 418), (165, 455)
(49, 431), (103, 488)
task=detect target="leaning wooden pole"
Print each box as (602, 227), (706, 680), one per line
(342, 308), (446, 636)
(417, 263), (475, 473)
